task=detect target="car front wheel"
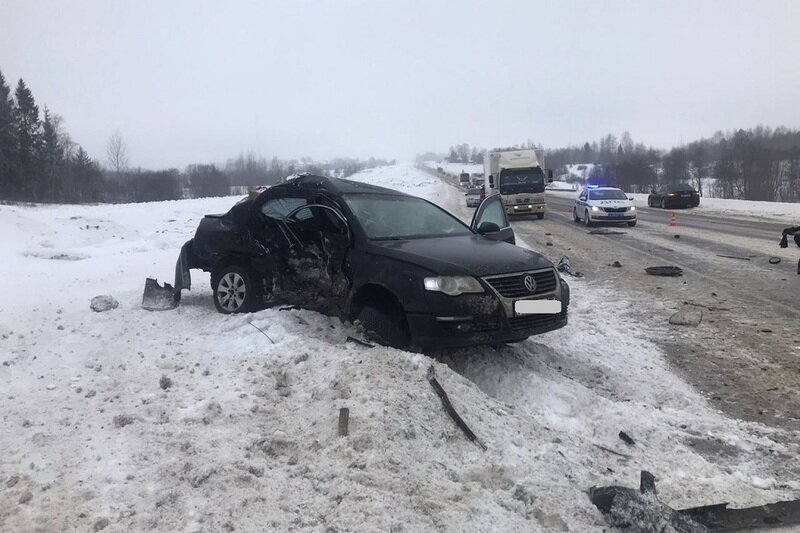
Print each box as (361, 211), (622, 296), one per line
(357, 305), (410, 349)
(584, 210), (593, 227)
(627, 221), (637, 227)
(661, 198), (666, 209)
(212, 264), (260, 314)
(573, 208), (580, 223)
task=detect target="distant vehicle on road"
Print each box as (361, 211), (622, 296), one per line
(573, 185), (637, 227)
(459, 172), (470, 187)
(648, 184), (700, 208)
(483, 149), (547, 219)
(465, 186), (482, 207)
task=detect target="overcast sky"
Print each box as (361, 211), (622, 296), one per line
(2, 0), (799, 169)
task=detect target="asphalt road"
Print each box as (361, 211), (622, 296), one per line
(547, 193), (793, 240)
(506, 191), (800, 430)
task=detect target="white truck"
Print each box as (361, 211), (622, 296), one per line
(483, 149), (548, 218)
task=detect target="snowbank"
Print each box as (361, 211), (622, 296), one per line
(1, 164), (798, 532)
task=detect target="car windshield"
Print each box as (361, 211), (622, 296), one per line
(589, 189), (628, 200)
(343, 194), (471, 240)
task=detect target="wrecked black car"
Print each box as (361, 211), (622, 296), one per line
(152, 174), (569, 349)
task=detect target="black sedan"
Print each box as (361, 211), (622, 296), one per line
(648, 184), (701, 208)
(155, 174), (569, 349)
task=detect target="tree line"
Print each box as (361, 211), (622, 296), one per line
(0, 68), (393, 205)
(427, 129), (800, 201)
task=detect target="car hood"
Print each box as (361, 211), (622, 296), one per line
(365, 234), (554, 277)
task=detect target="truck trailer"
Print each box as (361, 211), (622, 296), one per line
(483, 149), (547, 218)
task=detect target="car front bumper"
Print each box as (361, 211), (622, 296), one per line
(505, 203), (546, 215)
(407, 308), (568, 348)
(408, 276), (570, 348)
(591, 213), (636, 221)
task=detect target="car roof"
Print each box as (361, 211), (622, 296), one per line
(585, 186), (623, 191)
(269, 174), (411, 198)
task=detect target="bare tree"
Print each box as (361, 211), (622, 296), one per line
(106, 130), (129, 173)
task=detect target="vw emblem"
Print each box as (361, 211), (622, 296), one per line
(523, 275), (537, 293)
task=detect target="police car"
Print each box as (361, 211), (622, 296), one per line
(573, 185), (637, 227)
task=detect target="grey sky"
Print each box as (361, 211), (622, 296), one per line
(2, 0), (799, 169)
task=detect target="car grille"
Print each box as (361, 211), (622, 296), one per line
(603, 207), (627, 213)
(508, 310), (566, 332)
(484, 269), (557, 298)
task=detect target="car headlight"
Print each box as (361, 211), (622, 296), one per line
(629, 206), (636, 211)
(591, 206), (600, 212)
(423, 276), (484, 296)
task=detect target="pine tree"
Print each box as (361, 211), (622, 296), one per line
(42, 107), (63, 200)
(14, 79), (41, 199)
(0, 70), (17, 198)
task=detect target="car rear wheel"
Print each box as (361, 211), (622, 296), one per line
(357, 305), (410, 349)
(212, 264), (261, 314)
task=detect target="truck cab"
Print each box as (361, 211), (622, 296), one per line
(484, 150), (547, 219)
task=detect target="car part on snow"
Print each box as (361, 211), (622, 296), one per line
(338, 407), (349, 437)
(669, 309), (703, 326)
(618, 431), (635, 445)
(557, 256), (584, 278)
(589, 229), (626, 235)
(610, 261), (622, 268)
(590, 471), (708, 532)
(345, 336), (374, 348)
(248, 322), (275, 344)
(427, 365), (486, 451)
(141, 278), (179, 311)
(591, 471), (800, 531)
(716, 254), (750, 260)
(645, 266), (683, 277)
(768, 257), (781, 264)
(90, 294), (119, 312)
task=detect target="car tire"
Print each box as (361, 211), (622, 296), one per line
(647, 197), (652, 207)
(584, 210), (593, 227)
(537, 213), (544, 220)
(627, 221), (637, 227)
(661, 198), (666, 209)
(573, 208), (580, 223)
(211, 264), (261, 314)
(357, 305), (410, 349)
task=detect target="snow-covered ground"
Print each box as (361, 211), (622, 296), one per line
(545, 180), (578, 191)
(1, 164), (798, 532)
(549, 189), (800, 222)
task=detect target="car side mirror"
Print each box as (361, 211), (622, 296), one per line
(628, 196), (634, 201)
(477, 221), (500, 234)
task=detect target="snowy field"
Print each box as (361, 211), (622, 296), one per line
(549, 189), (800, 222)
(2, 164), (799, 532)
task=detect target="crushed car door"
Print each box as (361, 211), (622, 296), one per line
(470, 193), (515, 245)
(281, 203), (352, 314)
